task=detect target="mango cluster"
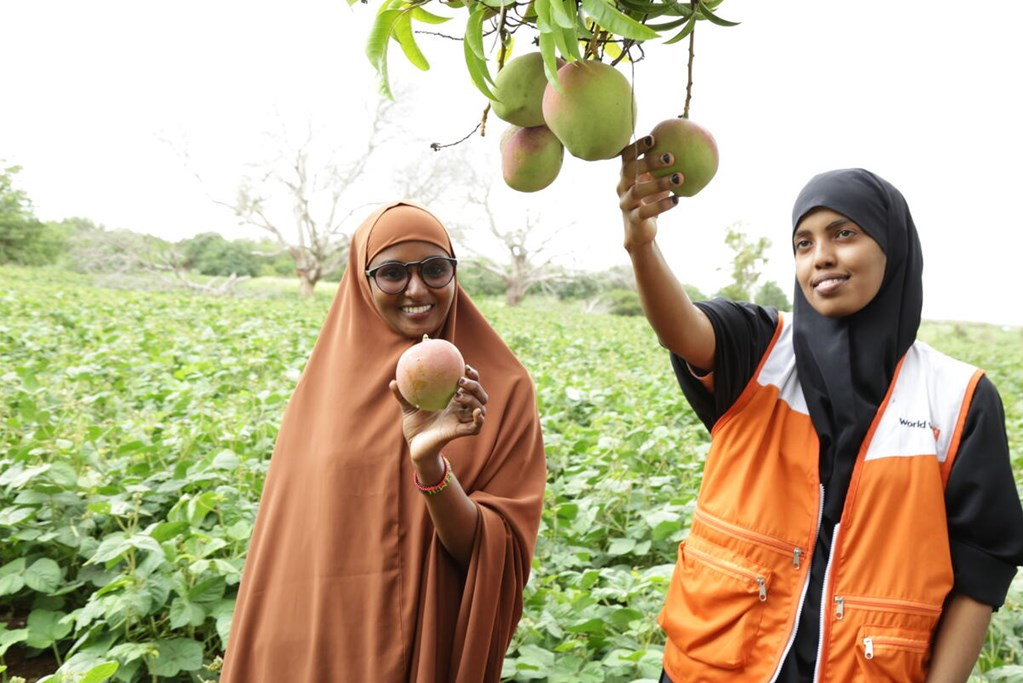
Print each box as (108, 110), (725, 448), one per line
(491, 54), (636, 192)
(490, 52), (719, 197)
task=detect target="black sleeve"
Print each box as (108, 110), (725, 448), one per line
(945, 374), (1023, 608)
(670, 299), (779, 432)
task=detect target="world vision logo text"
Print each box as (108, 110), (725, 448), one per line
(898, 417), (941, 441)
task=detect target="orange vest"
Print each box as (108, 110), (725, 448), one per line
(659, 313), (984, 682)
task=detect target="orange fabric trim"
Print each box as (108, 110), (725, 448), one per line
(840, 353), (908, 521)
(940, 369), (985, 487)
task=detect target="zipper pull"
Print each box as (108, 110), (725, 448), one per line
(756, 577), (767, 602)
(793, 547), (802, 569)
(863, 637), (874, 660)
(834, 596), (845, 620)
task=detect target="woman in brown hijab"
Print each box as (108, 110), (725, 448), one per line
(220, 201), (547, 682)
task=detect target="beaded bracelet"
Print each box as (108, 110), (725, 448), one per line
(414, 456), (453, 496)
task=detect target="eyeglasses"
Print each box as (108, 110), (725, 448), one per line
(365, 256), (458, 295)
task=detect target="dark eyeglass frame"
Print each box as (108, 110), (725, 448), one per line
(364, 256), (458, 295)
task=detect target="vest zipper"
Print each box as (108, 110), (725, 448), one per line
(685, 544), (769, 601)
(770, 484), (824, 683)
(693, 508), (806, 568)
(862, 634), (929, 661)
(812, 520), (841, 683)
(833, 595), (942, 620)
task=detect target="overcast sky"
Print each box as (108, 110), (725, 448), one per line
(2, 1), (1021, 326)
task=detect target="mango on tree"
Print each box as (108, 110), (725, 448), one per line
(490, 52), (563, 128)
(359, 0), (738, 196)
(500, 124), (565, 193)
(541, 61), (637, 162)
(648, 117), (719, 197)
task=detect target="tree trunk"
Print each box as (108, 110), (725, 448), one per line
(505, 282), (526, 307)
(299, 274), (316, 298)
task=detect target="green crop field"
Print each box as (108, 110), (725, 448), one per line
(2, 266), (1022, 682)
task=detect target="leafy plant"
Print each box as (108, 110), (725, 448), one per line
(356, 0), (737, 104)
(2, 265), (1021, 681)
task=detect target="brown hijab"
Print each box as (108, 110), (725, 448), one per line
(221, 201), (547, 682)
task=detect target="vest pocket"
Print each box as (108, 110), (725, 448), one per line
(659, 538), (771, 670)
(855, 625), (930, 682)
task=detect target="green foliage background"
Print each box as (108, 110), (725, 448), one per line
(2, 266), (1022, 682)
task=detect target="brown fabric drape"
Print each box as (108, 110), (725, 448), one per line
(220, 201), (547, 682)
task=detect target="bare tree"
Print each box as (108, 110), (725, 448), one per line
(456, 183), (564, 307)
(217, 98), (400, 297)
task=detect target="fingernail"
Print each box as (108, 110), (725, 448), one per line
(643, 135), (653, 146)
(458, 377), (468, 386)
(671, 173), (680, 185)
(671, 196), (680, 205)
(660, 153), (671, 164)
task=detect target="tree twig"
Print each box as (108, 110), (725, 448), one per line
(684, 1), (696, 118)
(430, 122), (483, 151)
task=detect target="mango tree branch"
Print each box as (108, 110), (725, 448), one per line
(684, 0), (695, 118)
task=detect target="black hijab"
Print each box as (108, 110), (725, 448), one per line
(790, 168), (924, 517)
(778, 168), (926, 681)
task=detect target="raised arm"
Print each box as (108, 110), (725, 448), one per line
(618, 135), (716, 370)
(389, 365), (489, 569)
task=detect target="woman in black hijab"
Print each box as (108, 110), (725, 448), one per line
(615, 147), (1023, 682)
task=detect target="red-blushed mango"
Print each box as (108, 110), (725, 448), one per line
(500, 124), (564, 193)
(648, 117), (719, 197)
(490, 53), (561, 128)
(395, 335), (465, 411)
(541, 61), (636, 161)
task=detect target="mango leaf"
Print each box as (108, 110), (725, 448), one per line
(410, 6), (451, 24)
(617, 0), (685, 16)
(697, 0), (740, 27)
(365, 1), (405, 98)
(561, 25), (585, 61)
(538, 32), (564, 91)
(391, 10), (430, 72)
(663, 12), (697, 44)
(580, 0), (659, 41)
(645, 16), (692, 31)
(547, 0), (577, 30)
(533, 0), (553, 31)
(462, 5), (497, 99)
(463, 3), (490, 61)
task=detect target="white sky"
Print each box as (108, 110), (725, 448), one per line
(2, 1), (1021, 326)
